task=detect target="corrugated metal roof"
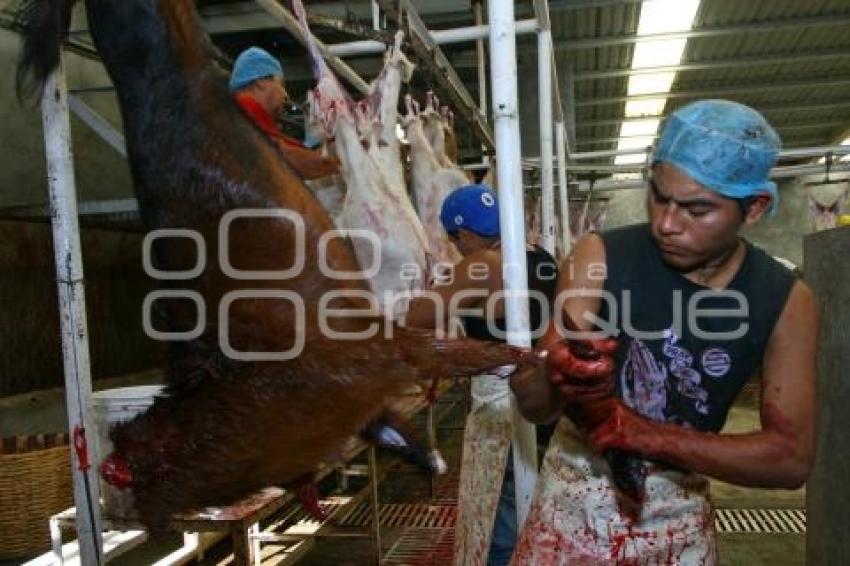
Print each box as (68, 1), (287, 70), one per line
(13, 0), (847, 167)
(551, 0), (850, 164)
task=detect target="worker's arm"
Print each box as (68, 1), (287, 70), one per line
(277, 142), (340, 180)
(590, 280), (818, 489)
(510, 233), (610, 423)
(403, 250), (502, 330)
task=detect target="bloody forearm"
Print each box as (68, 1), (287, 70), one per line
(639, 422), (810, 489)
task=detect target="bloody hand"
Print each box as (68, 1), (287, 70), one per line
(547, 336), (619, 405)
(584, 398), (661, 455)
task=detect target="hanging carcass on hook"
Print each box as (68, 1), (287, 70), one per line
(14, 0), (537, 532)
(403, 92), (469, 281)
(297, 1), (433, 318)
(804, 153), (849, 231)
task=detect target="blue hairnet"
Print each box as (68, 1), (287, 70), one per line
(229, 47), (283, 92)
(653, 100), (781, 213)
(440, 184), (500, 237)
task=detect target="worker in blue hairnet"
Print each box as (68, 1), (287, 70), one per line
(230, 47), (339, 180)
(509, 100), (817, 564)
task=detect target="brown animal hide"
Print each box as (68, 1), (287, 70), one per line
(14, 0), (537, 533)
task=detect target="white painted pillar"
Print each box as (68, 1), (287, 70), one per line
(487, 0), (538, 529)
(42, 54), (104, 565)
(538, 29), (556, 256)
(556, 121), (571, 255)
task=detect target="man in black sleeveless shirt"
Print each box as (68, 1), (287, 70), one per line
(509, 100), (818, 563)
(406, 184), (559, 565)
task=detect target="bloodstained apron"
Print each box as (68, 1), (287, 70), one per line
(454, 374), (513, 565)
(512, 418), (717, 565)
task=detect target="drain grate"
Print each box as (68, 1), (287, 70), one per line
(715, 508), (805, 534)
(383, 527), (455, 565)
(336, 503), (457, 528)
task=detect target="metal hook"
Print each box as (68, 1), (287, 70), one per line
(825, 151), (834, 183)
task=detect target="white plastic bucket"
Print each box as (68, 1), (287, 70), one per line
(93, 385), (164, 518)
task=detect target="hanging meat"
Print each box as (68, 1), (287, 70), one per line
(303, 100), (347, 227)
(403, 95), (470, 277)
(421, 92), (453, 168)
(304, 19), (432, 317)
(15, 0), (535, 532)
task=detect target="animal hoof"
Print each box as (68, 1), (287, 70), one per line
(428, 450), (448, 475)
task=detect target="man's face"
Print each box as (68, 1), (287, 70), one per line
(258, 75), (289, 117)
(647, 163), (749, 272)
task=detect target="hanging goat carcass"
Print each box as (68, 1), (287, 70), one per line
(303, 17), (432, 318)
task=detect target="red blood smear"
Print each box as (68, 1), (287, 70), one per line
(101, 453), (133, 489)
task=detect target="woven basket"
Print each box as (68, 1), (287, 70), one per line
(0, 434), (73, 560)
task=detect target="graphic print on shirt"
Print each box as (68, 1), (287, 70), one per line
(663, 329), (710, 416)
(701, 347), (732, 378)
(620, 329), (715, 423)
(620, 338), (668, 421)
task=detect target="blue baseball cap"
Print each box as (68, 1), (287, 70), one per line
(653, 100), (781, 213)
(440, 184), (500, 237)
(229, 47), (284, 92)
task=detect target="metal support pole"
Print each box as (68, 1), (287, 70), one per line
(326, 19), (539, 56)
(538, 28), (556, 256)
(42, 54), (104, 565)
(488, 0), (537, 529)
(427, 403), (437, 499)
(474, 0), (489, 165)
(368, 446), (382, 564)
(474, 1), (488, 119)
(555, 121), (571, 255)
(371, 0), (380, 30)
(68, 94), (126, 156)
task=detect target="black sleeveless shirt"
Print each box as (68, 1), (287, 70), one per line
(461, 246), (559, 346)
(600, 224), (795, 433)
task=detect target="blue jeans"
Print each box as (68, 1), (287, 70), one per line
(487, 451), (517, 566)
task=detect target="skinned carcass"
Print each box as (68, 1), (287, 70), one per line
(526, 192), (543, 248)
(441, 106), (460, 166)
(15, 0), (535, 532)
(421, 92), (454, 168)
(807, 185), (849, 231)
(303, 98), (347, 227)
(403, 95), (468, 277)
(302, 18), (432, 317)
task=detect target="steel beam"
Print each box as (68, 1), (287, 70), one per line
(553, 13), (850, 50)
(326, 19), (538, 56)
(575, 100), (850, 128)
(382, 0), (495, 150)
(575, 47), (850, 81)
(569, 141), (850, 161)
(574, 121), (846, 147)
(575, 76), (850, 108)
(546, 0), (641, 10)
(68, 95), (126, 156)
(255, 0), (370, 95)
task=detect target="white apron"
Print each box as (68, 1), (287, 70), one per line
(512, 418), (717, 565)
(453, 374), (514, 565)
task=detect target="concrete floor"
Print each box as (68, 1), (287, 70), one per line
(5, 381), (805, 565)
(713, 401), (805, 566)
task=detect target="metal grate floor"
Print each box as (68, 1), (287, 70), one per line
(383, 527), (455, 565)
(430, 467), (460, 504)
(336, 502), (457, 528)
(715, 508), (806, 534)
